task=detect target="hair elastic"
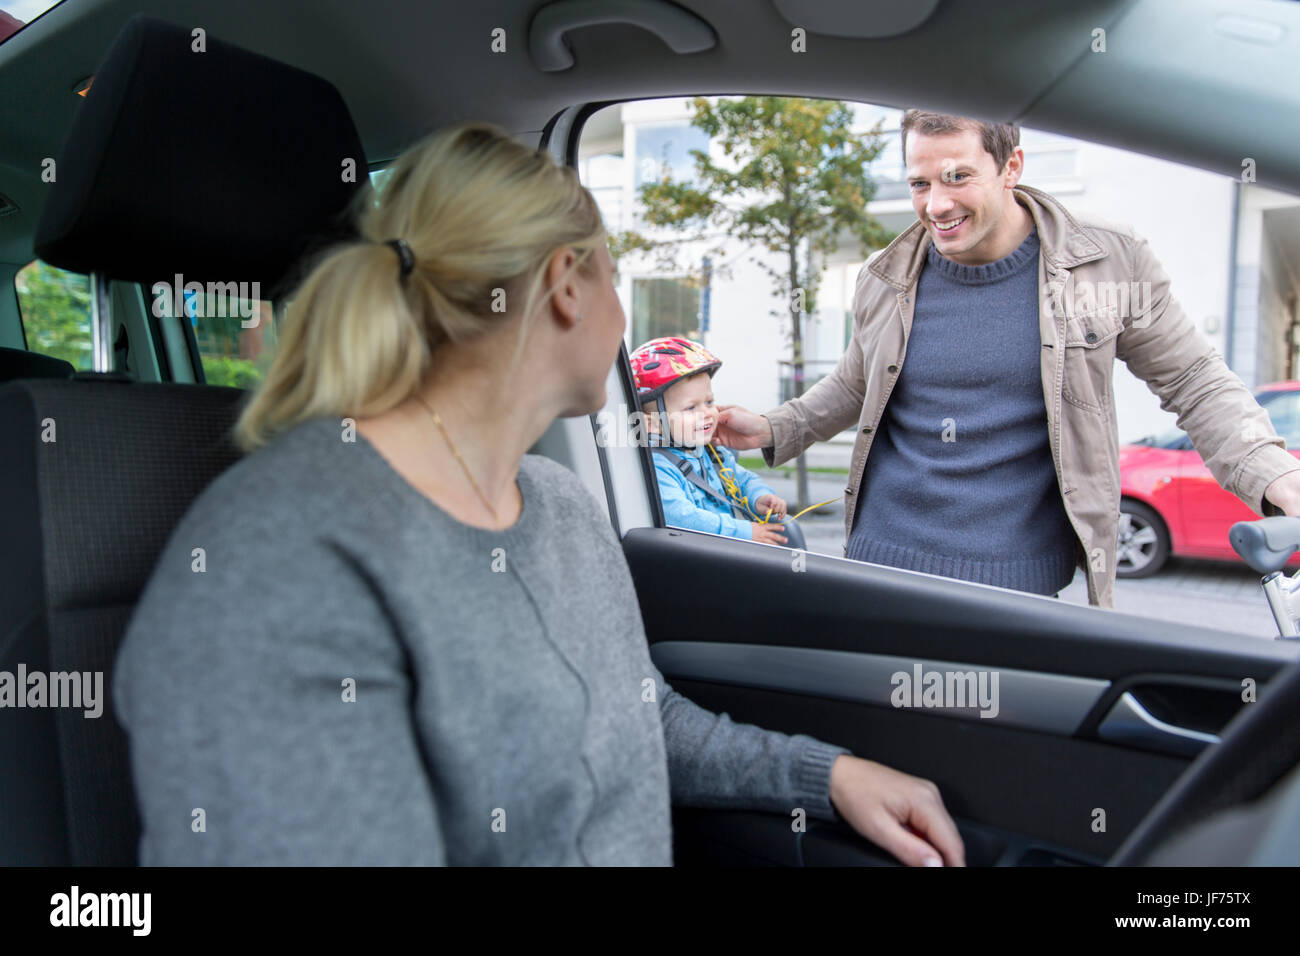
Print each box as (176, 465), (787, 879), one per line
(385, 238), (414, 279)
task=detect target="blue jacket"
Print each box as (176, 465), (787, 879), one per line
(653, 443), (777, 540)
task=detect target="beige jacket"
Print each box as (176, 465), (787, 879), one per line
(762, 185), (1300, 607)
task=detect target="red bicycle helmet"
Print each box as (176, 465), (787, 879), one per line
(630, 336), (722, 403)
(630, 336), (722, 449)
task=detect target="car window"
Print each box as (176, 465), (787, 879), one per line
(14, 259), (93, 371)
(1261, 390), (1300, 447)
(580, 94), (1300, 633)
(1146, 426), (1193, 451)
(171, 283), (276, 388)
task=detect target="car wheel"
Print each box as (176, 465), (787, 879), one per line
(1116, 500), (1170, 579)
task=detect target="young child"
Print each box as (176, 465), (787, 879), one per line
(630, 336), (788, 543)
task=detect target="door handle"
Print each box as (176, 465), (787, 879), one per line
(1096, 691), (1221, 757)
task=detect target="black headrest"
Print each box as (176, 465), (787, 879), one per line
(0, 346), (74, 383)
(34, 15), (367, 298)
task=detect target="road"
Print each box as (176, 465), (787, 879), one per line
(747, 468), (1281, 640)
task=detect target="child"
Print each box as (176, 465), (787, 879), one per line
(630, 336), (788, 543)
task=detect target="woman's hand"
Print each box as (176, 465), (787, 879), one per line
(753, 493), (787, 520)
(829, 755), (966, 867)
(716, 405), (774, 450)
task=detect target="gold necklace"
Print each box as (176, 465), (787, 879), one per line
(412, 393), (500, 527)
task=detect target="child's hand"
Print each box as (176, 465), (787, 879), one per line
(751, 522), (787, 544)
(754, 494), (787, 520)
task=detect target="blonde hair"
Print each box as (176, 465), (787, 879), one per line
(234, 121), (605, 452)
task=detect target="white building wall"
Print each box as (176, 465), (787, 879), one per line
(1234, 187), (1300, 388)
(1061, 139), (1236, 440)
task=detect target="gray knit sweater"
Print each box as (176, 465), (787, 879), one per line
(113, 415), (849, 865)
(847, 228), (1077, 595)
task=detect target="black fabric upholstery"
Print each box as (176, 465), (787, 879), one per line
(6, 14), (368, 867)
(33, 15), (368, 298)
(0, 378), (246, 864)
(0, 346), (74, 383)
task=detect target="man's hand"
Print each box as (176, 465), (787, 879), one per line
(1264, 469), (1300, 516)
(829, 755), (966, 867)
(716, 404), (774, 450)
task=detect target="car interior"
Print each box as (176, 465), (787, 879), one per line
(2, 0), (1300, 867)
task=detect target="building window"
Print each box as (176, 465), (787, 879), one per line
(631, 276), (700, 346)
(582, 152), (625, 232)
(634, 123), (709, 188)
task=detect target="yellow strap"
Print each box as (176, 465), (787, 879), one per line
(705, 445), (839, 524)
(791, 498), (840, 520)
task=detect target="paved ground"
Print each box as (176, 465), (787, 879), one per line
(744, 465), (1281, 640)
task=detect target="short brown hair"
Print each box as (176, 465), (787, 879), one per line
(900, 110), (1020, 172)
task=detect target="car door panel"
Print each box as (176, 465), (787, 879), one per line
(624, 527), (1300, 864)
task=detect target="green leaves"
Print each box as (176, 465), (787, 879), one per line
(14, 261), (93, 370)
(622, 96), (895, 320)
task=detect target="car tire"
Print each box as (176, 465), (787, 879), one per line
(1116, 499), (1170, 579)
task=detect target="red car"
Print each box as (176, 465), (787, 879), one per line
(1117, 381), (1300, 577)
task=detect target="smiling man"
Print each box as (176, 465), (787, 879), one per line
(717, 109), (1300, 607)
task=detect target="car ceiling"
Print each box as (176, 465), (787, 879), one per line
(0, 0), (1297, 266)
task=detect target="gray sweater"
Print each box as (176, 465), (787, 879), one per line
(114, 415), (849, 865)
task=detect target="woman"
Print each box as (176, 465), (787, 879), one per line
(113, 122), (964, 867)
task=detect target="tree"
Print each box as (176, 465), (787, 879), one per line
(615, 96), (895, 509)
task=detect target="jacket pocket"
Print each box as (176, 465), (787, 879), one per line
(1062, 307), (1123, 412)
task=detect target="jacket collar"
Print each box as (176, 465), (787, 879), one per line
(867, 184), (1108, 290)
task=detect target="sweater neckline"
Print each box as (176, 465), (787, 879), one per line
(340, 417), (535, 538)
(925, 227), (1039, 285)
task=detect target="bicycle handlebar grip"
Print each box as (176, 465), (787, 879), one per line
(1229, 516), (1300, 574)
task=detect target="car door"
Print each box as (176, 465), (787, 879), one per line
(548, 106), (1300, 867)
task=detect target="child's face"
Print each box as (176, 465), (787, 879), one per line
(651, 373), (718, 447)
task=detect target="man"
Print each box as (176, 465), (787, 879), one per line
(717, 110), (1300, 608)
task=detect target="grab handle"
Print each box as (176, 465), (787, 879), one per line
(529, 0), (717, 72)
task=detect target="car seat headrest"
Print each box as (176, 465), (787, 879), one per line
(34, 14), (369, 299)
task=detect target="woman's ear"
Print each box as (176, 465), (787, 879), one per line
(546, 247), (582, 329)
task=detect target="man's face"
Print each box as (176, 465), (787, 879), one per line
(906, 127), (1022, 266)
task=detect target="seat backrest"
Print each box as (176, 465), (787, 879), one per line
(0, 15), (366, 864)
(0, 346), (74, 383)
(0, 378), (244, 864)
